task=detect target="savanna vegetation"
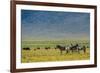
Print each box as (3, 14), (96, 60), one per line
(21, 40), (90, 63)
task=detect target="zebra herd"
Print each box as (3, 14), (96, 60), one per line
(55, 44), (86, 54)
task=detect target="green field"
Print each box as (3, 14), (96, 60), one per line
(21, 40), (90, 63)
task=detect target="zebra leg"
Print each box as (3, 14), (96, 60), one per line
(60, 50), (62, 55)
(72, 50), (73, 53)
(83, 48), (86, 53)
(78, 49), (80, 54)
(66, 50), (68, 54)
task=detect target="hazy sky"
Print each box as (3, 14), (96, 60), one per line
(21, 10), (90, 41)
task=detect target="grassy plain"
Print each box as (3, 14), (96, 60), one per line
(21, 40), (90, 63)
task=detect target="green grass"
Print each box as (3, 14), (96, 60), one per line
(22, 48), (90, 63)
(21, 40), (90, 63)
